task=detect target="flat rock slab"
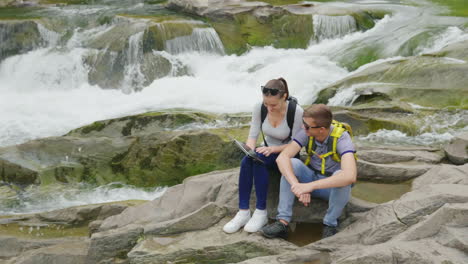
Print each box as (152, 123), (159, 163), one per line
(128, 219), (298, 264)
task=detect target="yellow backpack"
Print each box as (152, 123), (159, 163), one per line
(304, 120), (356, 175)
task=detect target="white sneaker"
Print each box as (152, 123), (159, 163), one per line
(223, 210), (251, 234)
(244, 209), (268, 233)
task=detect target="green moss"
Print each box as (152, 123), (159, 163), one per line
(271, 14), (314, 49)
(425, 0), (468, 17)
(143, 22), (199, 52)
(0, 7), (42, 20)
(351, 11), (375, 31)
(211, 12), (313, 55)
(80, 121), (106, 134)
(339, 45), (381, 71)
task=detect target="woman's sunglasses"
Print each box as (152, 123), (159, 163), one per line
(261, 86), (282, 96)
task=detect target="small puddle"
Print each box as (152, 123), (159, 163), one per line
(0, 222), (88, 239)
(352, 180), (412, 204)
(286, 222), (323, 247)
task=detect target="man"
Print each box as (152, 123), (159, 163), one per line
(261, 104), (357, 239)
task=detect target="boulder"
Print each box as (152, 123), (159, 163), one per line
(0, 111), (244, 187)
(127, 219), (297, 264)
(444, 132), (468, 165)
(312, 184), (468, 248)
(317, 55), (468, 109)
(310, 202), (468, 264)
(86, 225), (143, 264)
(6, 239), (89, 264)
(412, 164), (468, 190)
(357, 159), (433, 183)
(37, 203), (129, 226)
(0, 20), (42, 62)
(358, 147), (443, 164)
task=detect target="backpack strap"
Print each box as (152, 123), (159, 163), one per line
(260, 98), (297, 146)
(260, 104), (268, 147)
(284, 99), (297, 143)
(304, 124), (346, 175)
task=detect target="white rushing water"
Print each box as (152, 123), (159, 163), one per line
(0, 183), (167, 215)
(313, 15), (357, 42)
(0, 0), (467, 214)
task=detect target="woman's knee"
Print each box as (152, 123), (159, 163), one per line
(241, 156), (251, 167)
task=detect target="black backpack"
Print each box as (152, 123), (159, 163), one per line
(260, 96), (298, 147)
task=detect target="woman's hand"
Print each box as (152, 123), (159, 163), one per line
(256, 146), (276, 157)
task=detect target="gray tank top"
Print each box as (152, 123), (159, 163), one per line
(248, 101), (304, 146)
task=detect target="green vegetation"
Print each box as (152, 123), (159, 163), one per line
(426, 0), (468, 17)
(0, 7), (42, 19)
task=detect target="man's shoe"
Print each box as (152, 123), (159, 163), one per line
(322, 224), (338, 239)
(223, 210), (251, 234)
(244, 209), (268, 233)
(260, 220), (288, 239)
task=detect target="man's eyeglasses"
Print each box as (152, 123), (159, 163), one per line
(261, 86), (282, 96)
(303, 120), (322, 130)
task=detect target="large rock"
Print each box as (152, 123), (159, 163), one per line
(86, 225), (143, 264)
(412, 164), (468, 190)
(0, 20), (42, 62)
(37, 203), (129, 226)
(357, 159), (433, 183)
(312, 184), (468, 248)
(444, 132), (468, 165)
(317, 55), (468, 109)
(6, 239), (89, 264)
(0, 111), (243, 187)
(310, 202), (468, 264)
(127, 219), (297, 264)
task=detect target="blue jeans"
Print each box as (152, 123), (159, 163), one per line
(277, 158), (351, 227)
(239, 152), (279, 210)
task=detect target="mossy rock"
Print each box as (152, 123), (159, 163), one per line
(317, 55), (468, 109)
(0, 20), (42, 61)
(333, 110), (419, 136)
(68, 111), (218, 138)
(109, 131), (242, 187)
(143, 22), (205, 52)
(210, 11), (313, 55)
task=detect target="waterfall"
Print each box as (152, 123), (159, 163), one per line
(313, 15), (358, 41)
(122, 31), (146, 93)
(165, 27), (225, 55)
(37, 23), (61, 47)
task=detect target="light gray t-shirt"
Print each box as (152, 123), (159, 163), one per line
(248, 101), (304, 146)
(293, 127), (356, 173)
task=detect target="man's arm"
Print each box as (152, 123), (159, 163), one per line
(291, 152), (357, 196)
(276, 141), (302, 185)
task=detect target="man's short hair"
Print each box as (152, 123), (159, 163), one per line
(303, 104), (333, 128)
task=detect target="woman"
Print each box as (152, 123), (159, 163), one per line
(223, 77), (304, 233)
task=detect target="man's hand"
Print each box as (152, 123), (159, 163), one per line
(299, 193), (310, 206)
(291, 182), (314, 197)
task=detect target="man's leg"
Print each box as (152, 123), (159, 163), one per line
(276, 158), (316, 223)
(323, 183), (351, 227)
(261, 158), (316, 238)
